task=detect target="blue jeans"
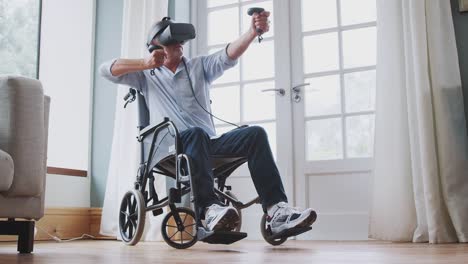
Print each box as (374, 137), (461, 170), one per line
(179, 126), (288, 213)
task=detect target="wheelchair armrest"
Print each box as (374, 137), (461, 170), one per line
(138, 125), (158, 141)
(138, 117), (178, 142)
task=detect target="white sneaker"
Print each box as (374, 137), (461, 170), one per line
(267, 202), (317, 234)
(205, 204), (240, 232)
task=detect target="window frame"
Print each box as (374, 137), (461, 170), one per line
(36, 0), (42, 79)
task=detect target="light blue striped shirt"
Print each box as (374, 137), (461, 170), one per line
(100, 46), (238, 138)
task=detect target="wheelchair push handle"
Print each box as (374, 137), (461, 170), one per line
(247, 7), (265, 43)
(123, 88), (137, 108)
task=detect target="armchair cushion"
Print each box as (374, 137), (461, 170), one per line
(0, 149), (14, 192)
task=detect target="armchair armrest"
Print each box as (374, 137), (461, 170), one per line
(0, 76), (47, 197)
(0, 149), (14, 192)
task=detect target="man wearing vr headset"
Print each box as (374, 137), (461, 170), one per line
(100, 10), (316, 235)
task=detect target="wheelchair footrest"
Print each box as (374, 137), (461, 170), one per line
(269, 226), (312, 240)
(152, 208), (164, 216)
(197, 227), (247, 244)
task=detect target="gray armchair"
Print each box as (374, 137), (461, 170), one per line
(0, 76), (50, 253)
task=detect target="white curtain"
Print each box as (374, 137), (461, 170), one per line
(369, 0), (468, 243)
(100, 0), (168, 241)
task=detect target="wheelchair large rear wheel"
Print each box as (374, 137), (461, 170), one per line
(260, 214), (287, 246)
(161, 207), (197, 249)
(119, 189), (146, 245)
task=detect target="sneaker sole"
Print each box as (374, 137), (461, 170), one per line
(213, 209), (240, 231)
(297, 210), (317, 228)
(271, 210), (317, 234)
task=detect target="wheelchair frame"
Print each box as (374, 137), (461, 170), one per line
(118, 88), (311, 249)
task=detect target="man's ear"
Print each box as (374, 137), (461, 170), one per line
(152, 38), (163, 47)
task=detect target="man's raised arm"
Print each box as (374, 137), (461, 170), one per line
(226, 10), (270, 60)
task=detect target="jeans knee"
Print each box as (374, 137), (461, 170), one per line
(249, 126), (268, 140)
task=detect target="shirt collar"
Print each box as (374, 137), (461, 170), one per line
(162, 56), (189, 77)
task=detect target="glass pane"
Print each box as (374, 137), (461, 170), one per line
(340, 0), (376, 26)
(207, 0), (238, 8)
(208, 7), (239, 45)
(0, 0), (41, 78)
(255, 122), (277, 160)
(305, 75), (341, 117)
(345, 70), (376, 113)
(301, 0), (337, 31)
(243, 81), (276, 122)
(209, 48), (240, 84)
(306, 118), (343, 160)
(210, 85), (241, 125)
(342, 27), (376, 69)
(241, 1), (274, 39)
(242, 40), (275, 80)
(303, 33), (339, 73)
(346, 115), (374, 158)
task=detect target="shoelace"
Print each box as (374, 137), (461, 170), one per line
(270, 204), (301, 224)
(276, 203), (300, 215)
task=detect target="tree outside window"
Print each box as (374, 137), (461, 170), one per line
(0, 0), (41, 78)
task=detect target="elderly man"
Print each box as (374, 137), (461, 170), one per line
(100, 10), (316, 235)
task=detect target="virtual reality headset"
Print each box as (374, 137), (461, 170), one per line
(146, 17), (196, 53)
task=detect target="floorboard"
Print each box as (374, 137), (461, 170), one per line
(1, 240), (467, 264)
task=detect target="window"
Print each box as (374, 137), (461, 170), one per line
(199, 0), (278, 158)
(197, 0), (377, 162)
(39, 0), (95, 176)
(0, 0), (41, 78)
(302, 0), (376, 161)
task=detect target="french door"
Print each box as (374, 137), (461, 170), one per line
(195, 0), (376, 240)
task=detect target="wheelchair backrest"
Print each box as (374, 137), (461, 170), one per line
(135, 88), (150, 129)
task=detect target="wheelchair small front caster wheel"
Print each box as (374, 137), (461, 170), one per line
(119, 189), (146, 245)
(260, 214), (287, 246)
(161, 207), (197, 249)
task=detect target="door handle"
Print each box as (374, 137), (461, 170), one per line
(291, 83), (309, 103)
(261, 88), (285, 96)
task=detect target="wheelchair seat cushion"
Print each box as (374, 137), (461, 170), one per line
(153, 154), (247, 179)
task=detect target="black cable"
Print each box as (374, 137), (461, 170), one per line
(182, 58), (240, 129)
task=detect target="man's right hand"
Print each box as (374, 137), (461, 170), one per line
(144, 49), (167, 69)
(109, 50), (167, 77)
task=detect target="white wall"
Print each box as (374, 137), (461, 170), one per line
(44, 175), (90, 207)
(39, 0), (94, 171)
(39, 0), (95, 207)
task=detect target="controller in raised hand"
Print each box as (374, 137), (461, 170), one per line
(247, 7), (265, 43)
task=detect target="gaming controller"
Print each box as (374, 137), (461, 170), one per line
(247, 7), (265, 43)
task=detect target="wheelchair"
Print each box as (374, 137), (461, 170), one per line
(118, 88), (312, 249)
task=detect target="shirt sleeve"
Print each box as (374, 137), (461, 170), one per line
(201, 44), (239, 84)
(99, 59), (147, 92)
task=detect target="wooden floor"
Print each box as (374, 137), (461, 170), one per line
(1, 240), (468, 264)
